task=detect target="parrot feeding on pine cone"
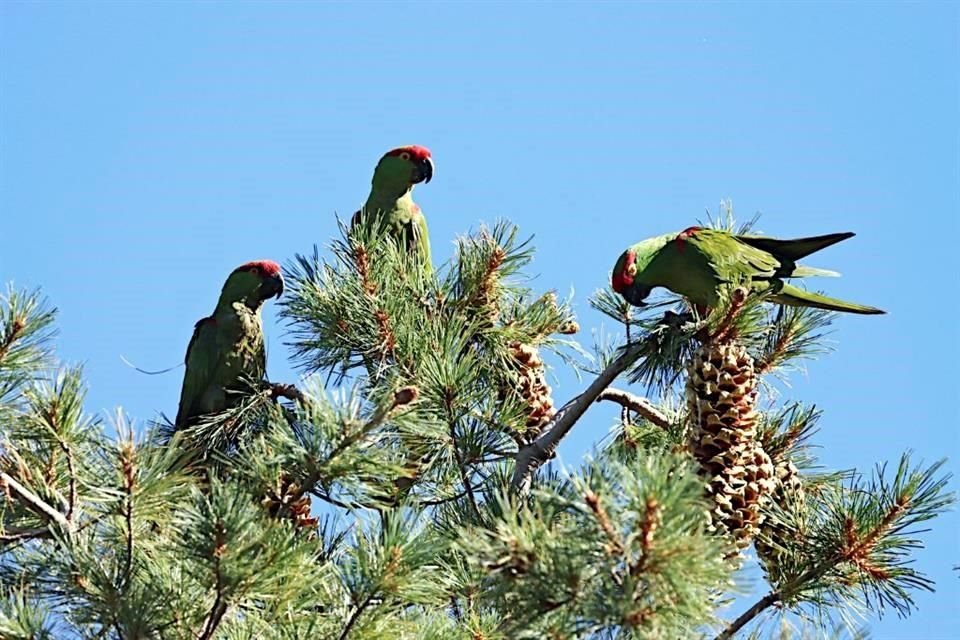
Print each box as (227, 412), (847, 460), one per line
(175, 260), (285, 429)
(611, 227), (885, 315)
(351, 145), (434, 265)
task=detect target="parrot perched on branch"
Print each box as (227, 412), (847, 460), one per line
(611, 227), (884, 315)
(175, 260), (285, 429)
(351, 145), (434, 264)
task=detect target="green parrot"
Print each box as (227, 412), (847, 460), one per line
(175, 260), (285, 429)
(351, 145), (434, 264)
(611, 227), (884, 314)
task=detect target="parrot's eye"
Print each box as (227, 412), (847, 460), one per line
(626, 264), (638, 277)
(399, 151), (411, 161)
(249, 267), (260, 277)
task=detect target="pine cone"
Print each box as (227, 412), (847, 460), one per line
(468, 245), (506, 329)
(505, 341), (557, 441)
(756, 459), (806, 584)
(557, 320), (580, 335)
(686, 340), (777, 551)
(262, 475), (319, 532)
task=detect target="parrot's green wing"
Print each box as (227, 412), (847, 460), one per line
(175, 317), (218, 428)
(354, 205), (432, 267)
(175, 307), (265, 428)
(736, 232), (854, 262)
(688, 229), (782, 280)
(412, 210), (431, 266)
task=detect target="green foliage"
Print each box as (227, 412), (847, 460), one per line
(451, 455), (728, 638)
(0, 212), (952, 640)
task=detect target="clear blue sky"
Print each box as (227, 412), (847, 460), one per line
(1, 2), (957, 637)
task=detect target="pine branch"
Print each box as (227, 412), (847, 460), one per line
(449, 421), (481, 520)
(276, 385), (420, 514)
(714, 593), (779, 640)
(511, 340), (646, 494)
(0, 286), (57, 376)
(198, 523), (229, 640)
(119, 435), (136, 589)
(584, 489), (624, 556)
(0, 471), (70, 531)
(755, 305), (834, 375)
(714, 455), (953, 639)
(0, 317), (25, 362)
(60, 437), (76, 523)
(338, 592), (374, 640)
(36, 393), (80, 523)
(595, 388), (672, 431)
(0, 527), (50, 545)
(512, 310), (694, 494)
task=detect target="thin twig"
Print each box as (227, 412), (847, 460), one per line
(449, 596), (463, 623)
(198, 594), (228, 640)
(198, 526), (229, 640)
(123, 481), (134, 587)
(1, 510), (110, 553)
(118, 435), (137, 587)
(0, 318), (25, 362)
(0, 527), (50, 546)
(585, 490), (624, 556)
(596, 388), (672, 431)
(714, 593), (778, 640)
(630, 497), (660, 577)
(710, 287), (749, 343)
(0, 471), (70, 531)
(282, 386), (420, 514)
(51, 434), (78, 523)
(450, 422), (481, 519)
(339, 593), (374, 640)
(40, 397), (78, 523)
(511, 341), (646, 495)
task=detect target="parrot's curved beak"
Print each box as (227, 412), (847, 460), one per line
(414, 156), (433, 184)
(263, 274), (284, 300)
(620, 285), (649, 308)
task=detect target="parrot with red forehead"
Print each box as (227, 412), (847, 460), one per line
(351, 145), (434, 265)
(175, 260), (285, 429)
(611, 227), (884, 315)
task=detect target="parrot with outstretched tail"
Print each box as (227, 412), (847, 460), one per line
(351, 145), (434, 264)
(175, 260), (285, 429)
(611, 227), (884, 314)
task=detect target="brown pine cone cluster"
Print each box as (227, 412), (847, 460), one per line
(261, 475), (318, 532)
(469, 245), (506, 330)
(506, 341), (557, 440)
(755, 459), (807, 583)
(686, 339), (778, 552)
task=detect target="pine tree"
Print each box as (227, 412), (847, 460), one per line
(0, 214), (952, 640)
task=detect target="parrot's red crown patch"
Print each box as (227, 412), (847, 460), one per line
(386, 145), (431, 161)
(611, 250), (636, 293)
(235, 260), (282, 278)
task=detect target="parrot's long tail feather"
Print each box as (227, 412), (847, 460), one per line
(770, 284), (885, 315)
(740, 232), (855, 261)
(790, 265), (840, 278)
